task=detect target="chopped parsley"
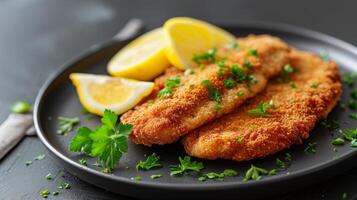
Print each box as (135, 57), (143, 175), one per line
(184, 68), (195, 76)
(34, 154), (46, 161)
(147, 99), (154, 104)
(277, 64), (294, 82)
(131, 176), (142, 181)
(230, 65), (247, 82)
(69, 109), (133, 169)
(11, 100), (30, 113)
(40, 189), (50, 198)
(289, 82), (297, 89)
(247, 75), (257, 84)
(348, 99), (357, 110)
(52, 191), (59, 196)
(79, 158), (87, 166)
(304, 142), (317, 154)
(45, 173), (53, 180)
(57, 182), (71, 189)
(136, 153), (162, 170)
(341, 192), (348, 200)
(310, 82), (318, 88)
(100, 168), (112, 174)
(216, 60), (226, 78)
(247, 102), (269, 117)
(201, 80), (221, 103)
(170, 156), (204, 176)
(213, 103), (222, 112)
(285, 153), (293, 162)
(268, 100), (275, 108)
(332, 138), (345, 145)
(269, 169), (277, 176)
(236, 91), (245, 97)
(57, 117), (79, 135)
(248, 48), (258, 57)
(223, 78), (236, 89)
(319, 51), (329, 62)
(349, 113), (357, 119)
(343, 128), (357, 147)
(158, 76), (181, 98)
(320, 119), (340, 130)
(342, 73), (357, 87)
(192, 48), (217, 64)
(150, 174), (163, 179)
(243, 60), (253, 70)
(243, 165), (268, 181)
(236, 136), (244, 144)
(276, 158), (286, 169)
(25, 160), (33, 166)
(351, 90), (357, 100)
(226, 43), (240, 51)
(198, 169), (238, 181)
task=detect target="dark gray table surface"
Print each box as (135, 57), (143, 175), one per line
(1, 0), (357, 199)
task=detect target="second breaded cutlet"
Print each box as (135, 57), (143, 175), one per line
(121, 35), (290, 146)
(182, 50), (342, 161)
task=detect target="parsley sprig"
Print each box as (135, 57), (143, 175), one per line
(192, 48), (217, 64)
(343, 128), (357, 147)
(201, 80), (221, 103)
(170, 156), (204, 176)
(243, 165), (269, 181)
(158, 76), (181, 98)
(198, 169), (238, 181)
(136, 153), (162, 170)
(343, 73), (357, 87)
(69, 109), (133, 169)
(247, 102), (269, 117)
(57, 117), (79, 135)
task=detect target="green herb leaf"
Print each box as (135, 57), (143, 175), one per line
(348, 99), (357, 110)
(243, 165), (268, 181)
(304, 142), (317, 154)
(25, 160), (33, 166)
(198, 169), (238, 182)
(236, 91), (245, 97)
(78, 158), (87, 166)
(158, 76), (181, 98)
(45, 173), (52, 180)
(57, 182), (71, 189)
(170, 156), (204, 176)
(193, 48), (217, 64)
(136, 153), (162, 170)
(184, 68), (195, 76)
(34, 154), (46, 161)
(349, 113), (357, 119)
(243, 60), (253, 70)
(236, 136), (244, 144)
(40, 189), (50, 198)
(343, 73), (357, 87)
(223, 78), (236, 89)
(248, 49), (258, 57)
(247, 102), (269, 117)
(310, 82), (318, 88)
(289, 82), (297, 89)
(57, 117), (79, 135)
(332, 138), (345, 145)
(351, 90), (357, 100)
(69, 109), (133, 169)
(230, 65), (247, 82)
(11, 101), (30, 113)
(131, 176), (142, 181)
(150, 174), (162, 179)
(276, 158), (286, 169)
(226, 43), (240, 51)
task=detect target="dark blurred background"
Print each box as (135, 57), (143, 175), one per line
(0, 0), (356, 199)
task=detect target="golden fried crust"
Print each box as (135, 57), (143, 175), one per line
(121, 35), (290, 146)
(182, 50), (342, 161)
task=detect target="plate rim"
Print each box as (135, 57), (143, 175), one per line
(33, 21), (357, 192)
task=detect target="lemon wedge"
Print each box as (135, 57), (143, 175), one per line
(163, 17), (235, 69)
(107, 28), (170, 81)
(69, 73), (154, 116)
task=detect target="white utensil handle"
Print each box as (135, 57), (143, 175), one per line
(0, 114), (33, 159)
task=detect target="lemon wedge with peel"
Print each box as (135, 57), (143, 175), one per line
(163, 17), (235, 69)
(70, 73), (154, 116)
(107, 28), (170, 81)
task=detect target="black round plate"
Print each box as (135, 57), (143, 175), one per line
(34, 22), (357, 199)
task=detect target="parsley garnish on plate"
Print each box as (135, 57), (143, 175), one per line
(57, 182), (71, 189)
(192, 48), (217, 64)
(34, 154), (46, 161)
(131, 176), (142, 181)
(342, 73), (357, 87)
(243, 60), (253, 70)
(230, 65), (247, 82)
(170, 156), (204, 176)
(78, 158), (87, 166)
(236, 91), (245, 97)
(136, 153), (162, 170)
(348, 99), (357, 110)
(351, 90), (357, 99)
(243, 165), (268, 181)
(226, 43), (240, 51)
(150, 174), (163, 179)
(198, 169), (238, 181)
(69, 109), (133, 169)
(45, 173), (53, 180)
(223, 78), (236, 89)
(275, 158), (286, 169)
(332, 138), (345, 145)
(57, 116), (79, 135)
(343, 128), (357, 147)
(158, 76), (181, 98)
(247, 102), (269, 117)
(304, 142), (317, 154)
(349, 113), (357, 120)
(40, 189), (50, 198)
(216, 60), (226, 78)
(277, 64), (294, 82)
